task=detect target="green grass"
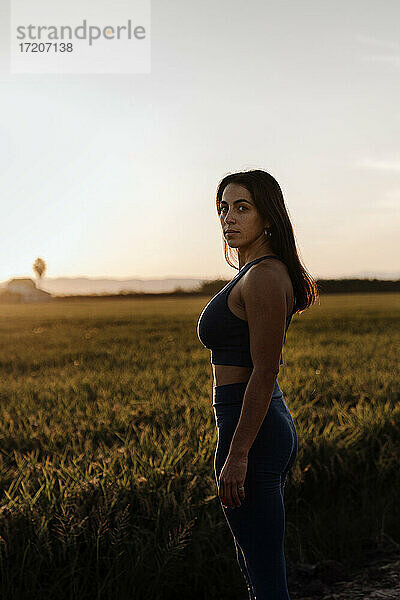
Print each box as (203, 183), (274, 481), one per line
(0, 292), (399, 599)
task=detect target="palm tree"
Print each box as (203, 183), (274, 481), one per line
(33, 257), (46, 289)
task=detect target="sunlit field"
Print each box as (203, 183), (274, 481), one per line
(0, 293), (399, 600)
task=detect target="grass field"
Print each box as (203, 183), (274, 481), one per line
(0, 292), (399, 600)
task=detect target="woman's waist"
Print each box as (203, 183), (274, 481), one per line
(212, 363), (253, 387)
(212, 378), (284, 406)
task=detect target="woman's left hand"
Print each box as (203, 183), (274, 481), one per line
(218, 453), (248, 509)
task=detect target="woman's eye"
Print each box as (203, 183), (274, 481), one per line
(220, 205), (247, 212)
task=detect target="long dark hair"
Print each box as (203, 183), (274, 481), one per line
(216, 169), (319, 315)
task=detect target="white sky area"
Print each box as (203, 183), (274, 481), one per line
(0, 0), (399, 281)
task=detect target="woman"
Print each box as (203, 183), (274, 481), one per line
(197, 169), (318, 599)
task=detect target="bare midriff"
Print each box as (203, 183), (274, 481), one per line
(212, 364), (253, 387)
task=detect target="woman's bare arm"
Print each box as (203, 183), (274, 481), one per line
(228, 262), (289, 458)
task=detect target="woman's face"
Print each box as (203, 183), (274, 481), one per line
(219, 183), (268, 250)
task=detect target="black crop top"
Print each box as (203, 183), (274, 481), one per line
(197, 254), (293, 367)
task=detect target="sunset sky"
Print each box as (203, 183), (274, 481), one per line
(1, 0), (399, 283)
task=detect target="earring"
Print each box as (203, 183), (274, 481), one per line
(264, 227), (272, 239)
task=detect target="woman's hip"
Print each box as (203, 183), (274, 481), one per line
(212, 382), (298, 476)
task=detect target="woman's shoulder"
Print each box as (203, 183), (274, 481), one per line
(242, 258), (294, 314)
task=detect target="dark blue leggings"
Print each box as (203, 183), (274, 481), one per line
(213, 381), (298, 600)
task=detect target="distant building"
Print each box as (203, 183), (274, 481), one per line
(0, 278), (53, 303)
